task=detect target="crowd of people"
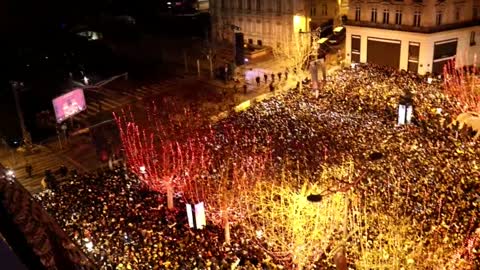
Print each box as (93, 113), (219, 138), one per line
(36, 64), (479, 269)
(36, 167), (282, 269)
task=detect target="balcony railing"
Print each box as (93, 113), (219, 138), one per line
(345, 19), (480, 33)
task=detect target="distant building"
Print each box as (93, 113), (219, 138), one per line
(210, 0), (313, 47)
(308, 0), (349, 29)
(344, 0), (480, 74)
(210, 0), (347, 47)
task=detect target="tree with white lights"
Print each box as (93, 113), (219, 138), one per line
(272, 31), (320, 79)
(244, 161), (356, 269)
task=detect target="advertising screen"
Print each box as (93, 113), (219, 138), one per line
(52, 88), (87, 123)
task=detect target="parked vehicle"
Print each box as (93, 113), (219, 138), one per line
(328, 26), (346, 45)
(318, 37), (331, 54)
(318, 19), (334, 38)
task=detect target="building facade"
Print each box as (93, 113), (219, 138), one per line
(210, 0), (310, 47)
(309, 0), (350, 28)
(210, 0), (349, 47)
(344, 0), (480, 75)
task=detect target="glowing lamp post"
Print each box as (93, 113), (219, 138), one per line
(139, 166), (147, 182)
(85, 240), (94, 252)
(10, 81), (33, 150)
(398, 94), (414, 125)
(186, 202), (206, 230)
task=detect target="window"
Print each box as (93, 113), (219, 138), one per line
(408, 42), (420, 73)
(395, 10), (402, 25)
(322, 4), (328, 16)
(247, 0), (251, 11)
(238, 0), (242, 10)
(413, 11), (421, 27)
(474, 7), (479, 19)
(311, 7), (316, 16)
(256, 0), (261, 11)
(383, 9), (389, 24)
(436, 11), (442, 25)
(471, 32), (476, 46)
(355, 6), (361, 21)
(221, 0), (226, 9)
(371, 8), (377, 23)
(286, 0), (292, 12)
(276, 0), (282, 13)
(455, 8), (460, 21)
(351, 36), (361, 63)
(408, 43), (420, 61)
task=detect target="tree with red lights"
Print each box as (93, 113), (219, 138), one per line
(443, 60), (480, 113)
(195, 126), (271, 243)
(113, 99), (212, 210)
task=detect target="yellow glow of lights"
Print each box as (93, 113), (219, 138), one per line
(243, 161), (356, 268)
(293, 15), (307, 33)
(235, 100), (251, 112)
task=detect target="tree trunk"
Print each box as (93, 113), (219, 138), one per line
(335, 196), (349, 270)
(224, 215), (231, 244)
(209, 56), (213, 79)
(167, 185), (174, 210)
(197, 59), (201, 77)
(334, 248), (348, 270)
(184, 50), (188, 73)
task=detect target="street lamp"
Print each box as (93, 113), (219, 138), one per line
(398, 93), (414, 125)
(10, 81), (33, 150)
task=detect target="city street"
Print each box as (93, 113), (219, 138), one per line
(0, 43), (342, 195)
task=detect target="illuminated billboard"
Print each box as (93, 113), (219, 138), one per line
(52, 88), (87, 123)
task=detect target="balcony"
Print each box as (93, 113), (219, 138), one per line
(345, 19), (480, 33)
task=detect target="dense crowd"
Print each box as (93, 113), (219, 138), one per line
(36, 64), (479, 269)
(36, 167), (281, 269)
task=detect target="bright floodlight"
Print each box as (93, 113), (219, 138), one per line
(85, 241), (93, 252)
(6, 170), (14, 177)
(83, 76), (89, 85)
(139, 166), (146, 174)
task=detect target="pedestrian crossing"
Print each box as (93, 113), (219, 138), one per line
(73, 79), (180, 123)
(0, 148), (76, 194)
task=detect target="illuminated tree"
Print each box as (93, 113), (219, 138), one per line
(443, 59), (480, 113)
(348, 208), (424, 269)
(243, 161), (356, 269)
(113, 101), (212, 210)
(272, 32), (320, 79)
(348, 207), (480, 270)
(197, 128), (271, 243)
